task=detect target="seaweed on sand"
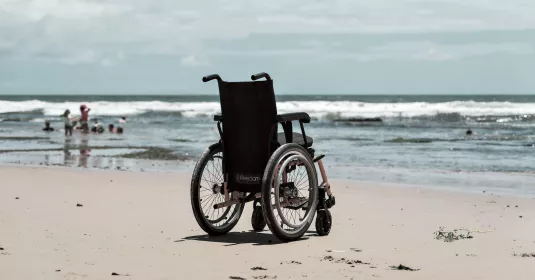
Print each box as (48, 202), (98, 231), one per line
(434, 227), (473, 242)
(390, 264), (420, 271)
(385, 137), (433, 143)
(0, 148), (64, 153)
(168, 138), (192, 143)
(513, 253), (535, 258)
(0, 136), (50, 141)
(116, 147), (187, 161)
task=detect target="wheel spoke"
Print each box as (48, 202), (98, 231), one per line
(265, 147), (318, 237)
(192, 148), (243, 231)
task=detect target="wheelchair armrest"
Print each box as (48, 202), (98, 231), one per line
(213, 114), (223, 121)
(276, 112), (311, 123)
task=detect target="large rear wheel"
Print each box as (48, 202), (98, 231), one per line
(190, 143), (243, 235)
(261, 143), (318, 242)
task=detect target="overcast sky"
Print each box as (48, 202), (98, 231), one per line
(1, 0), (534, 95)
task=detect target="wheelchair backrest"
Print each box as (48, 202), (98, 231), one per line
(217, 80), (278, 192)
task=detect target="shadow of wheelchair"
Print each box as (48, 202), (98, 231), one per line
(181, 230), (318, 246)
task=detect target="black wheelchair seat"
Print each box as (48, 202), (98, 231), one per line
(277, 132), (313, 147)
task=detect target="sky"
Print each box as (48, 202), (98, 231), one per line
(1, 0), (534, 95)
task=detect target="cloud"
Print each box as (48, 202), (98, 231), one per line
(0, 81), (14, 88)
(1, 0), (535, 66)
(319, 42), (534, 62)
(335, 41), (535, 62)
(180, 55), (208, 67)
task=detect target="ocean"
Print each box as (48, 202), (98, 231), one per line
(1, 94), (534, 196)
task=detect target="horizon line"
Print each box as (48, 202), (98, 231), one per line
(0, 92), (534, 96)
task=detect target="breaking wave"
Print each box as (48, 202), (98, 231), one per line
(1, 100), (535, 120)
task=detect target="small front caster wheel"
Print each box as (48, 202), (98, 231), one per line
(251, 205), (266, 232)
(315, 209), (332, 236)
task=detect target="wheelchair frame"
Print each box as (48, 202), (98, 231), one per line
(191, 72), (336, 241)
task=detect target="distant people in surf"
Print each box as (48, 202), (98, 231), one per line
(61, 110), (74, 136)
(107, 123), (124, 134)
(117, 116), (126, 132)
(466, 128), (473, 136)
(107, 116), (126, 134)
(42, 120), (54, 132)
(79, 104), (91, 133)
(91, 119), (104, 134)
(57, 104), (126, 135)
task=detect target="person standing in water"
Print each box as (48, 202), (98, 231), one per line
(61, 109), (73, 136)
(79, 104), (90, 133)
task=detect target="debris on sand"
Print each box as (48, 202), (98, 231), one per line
(322, 255), (370, 266)
(326, 249), (346, 253)
(251, 267), (267, 271)
(111, 272), (130, 276)
(280, 260), (301, 265)
(55, 270), (61, 272)
(386, 137), (433, 143)
(253, 276), (277, 279)
(15, 197), (19, 200)
(434, 227), (473, 242)
(229, 277), (246, 280)
(117, 147), (188, 161)
(76, 203), (83, 207)
(390, 264), (420, 271)
(350, 248), (362, 252)
(513, 253), (535, 258)
(0, 247), (9, 256)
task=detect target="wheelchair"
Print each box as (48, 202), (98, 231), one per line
(190, 72), (336, 242)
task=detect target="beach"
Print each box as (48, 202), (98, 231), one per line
(1, 165), (534, 280)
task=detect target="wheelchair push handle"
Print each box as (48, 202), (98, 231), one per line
(202, 74), (223, 83)
(251, 72), (272, 81)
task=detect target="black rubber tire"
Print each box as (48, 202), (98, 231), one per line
(251, 205), (267, 232)
(261, 143), (318, 242)
(190, 143), (243, 236)
(315, 209), (332, 236)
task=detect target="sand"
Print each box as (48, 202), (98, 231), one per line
(1, 165), (534, 280)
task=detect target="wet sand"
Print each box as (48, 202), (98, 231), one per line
(1, 165), (534, 280)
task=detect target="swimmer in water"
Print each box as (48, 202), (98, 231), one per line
(43, 120), (54, 132)
(466, 128), (473, 135)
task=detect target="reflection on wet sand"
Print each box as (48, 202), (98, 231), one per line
(78, 135), (90, 168)
(63, 138), (76, 165)
(0, 133), (187, 172)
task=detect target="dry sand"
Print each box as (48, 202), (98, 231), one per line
(1, 165), (534, 280)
